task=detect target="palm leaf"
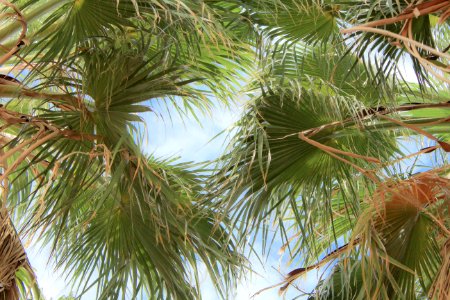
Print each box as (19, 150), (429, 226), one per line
(210, 84), (398, 254)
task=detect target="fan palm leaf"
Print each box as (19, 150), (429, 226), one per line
(209, 80), (398, 253)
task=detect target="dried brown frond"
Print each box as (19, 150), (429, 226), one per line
(371, 171), (450, 209)
(369, 171), (450, 237)
(429, 238), (450, 299)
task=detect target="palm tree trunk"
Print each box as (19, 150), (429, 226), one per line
(0, 207), (29, 300)
(0, 147), (34, 300)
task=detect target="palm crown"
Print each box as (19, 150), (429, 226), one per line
(0, 0), (449, 299)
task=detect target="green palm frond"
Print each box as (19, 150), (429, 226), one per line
(256, 43), (394, 105)
(17, 0), (135, 63)
(280, 183), (364, 268)
(210, 84), (398, 250)
(237, 0), (339, 45)
(28, 157), (241, 300)
(308, 260), (364, 300)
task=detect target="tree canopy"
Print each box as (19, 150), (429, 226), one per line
(0, 0), (449, 299)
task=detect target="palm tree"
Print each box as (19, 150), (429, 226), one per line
(210, 0), (450, 299)
(0, 0), (254, 299)
(0, 0), (449, 299)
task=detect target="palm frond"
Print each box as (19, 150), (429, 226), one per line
(209, 83), (398, 254)
(238, 0), (339, 45)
